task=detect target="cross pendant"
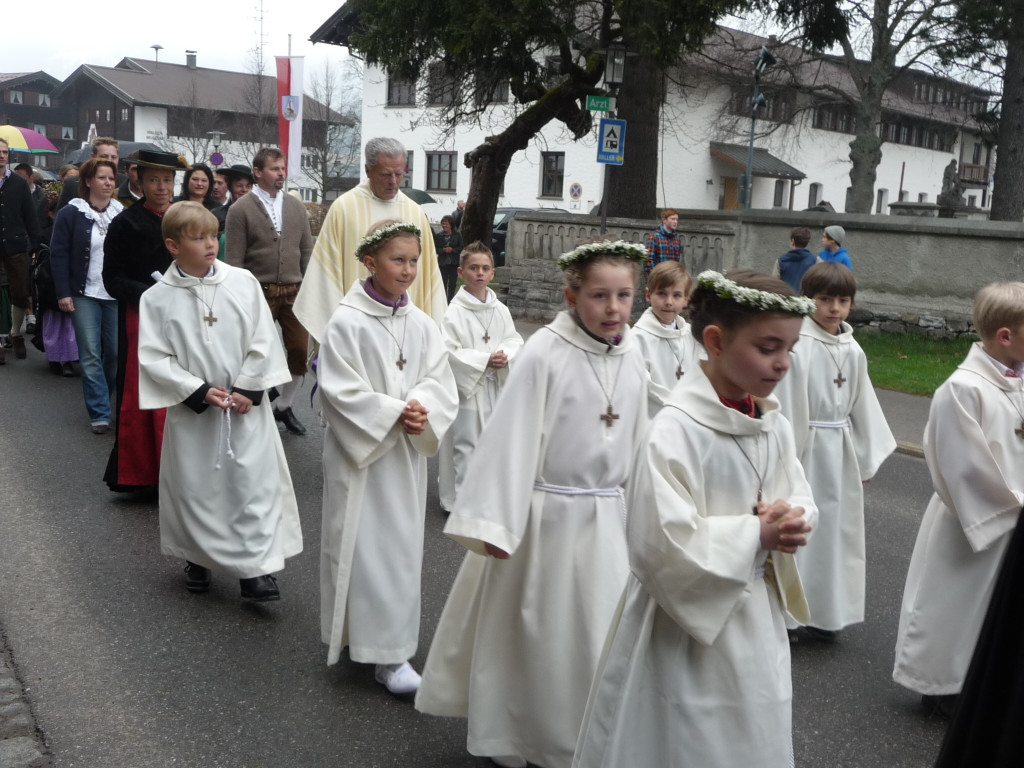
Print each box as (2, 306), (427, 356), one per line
(834, 372), (846, 388)
(600, 404), (619, 427)
(675, 365), (683, 380)
(1016, 420), (1024, 440)
(204, 311), (217, 327)
(396, 353), (407, 371)
(482, 331), (490, 343)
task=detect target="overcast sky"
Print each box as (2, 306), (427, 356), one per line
(0, 0), (351, 85)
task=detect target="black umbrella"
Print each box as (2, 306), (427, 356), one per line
(62, 141), (163, 166)
(402, 188), (437, 205)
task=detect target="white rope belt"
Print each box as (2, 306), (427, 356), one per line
(215, 408), (236, 470)
(808, 418), (850, 429)
(533, 482), (627, 529)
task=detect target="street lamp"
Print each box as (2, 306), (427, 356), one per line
(207, 130), (224, 153)
(741, 45), (776, 209)
(600, 41), (627, 233)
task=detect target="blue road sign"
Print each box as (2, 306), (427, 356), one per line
(597, 118), (626, 165)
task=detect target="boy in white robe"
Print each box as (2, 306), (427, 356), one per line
(574, 270), (817, 768)
(138, 202), (302, 602)
(416, 239), (648, 768)
(437, 241), (524, 511)
(893, 282), (1024, 718)
(774, 262), (895, 638)
(632, 260), (701, 417)
(317, 220), (458, 695)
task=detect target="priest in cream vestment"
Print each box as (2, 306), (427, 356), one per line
(294, 138), (447, 340)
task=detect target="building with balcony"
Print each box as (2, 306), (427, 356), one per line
(0, 72), (77, 171)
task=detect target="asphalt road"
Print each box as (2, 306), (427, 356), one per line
(0, 345), (948, 767)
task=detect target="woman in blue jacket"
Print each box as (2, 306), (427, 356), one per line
(50, 158), (123, 434)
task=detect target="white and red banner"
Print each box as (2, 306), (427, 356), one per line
(275, 56), (304, 183)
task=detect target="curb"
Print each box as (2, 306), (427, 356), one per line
(895, 440), (925, 459)
(0, 631), (49, 768)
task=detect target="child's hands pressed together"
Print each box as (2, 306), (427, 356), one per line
(757, 499), (812, 554)
(401, 399), (429, 435)
(487, 351), (508, 370)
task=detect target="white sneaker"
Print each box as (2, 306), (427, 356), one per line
(491, 757), (527, 768)
(374, 661), (421, 695)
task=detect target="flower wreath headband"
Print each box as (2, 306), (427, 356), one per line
(696, 270), (816, 316)
(557, 240), (647, 270)
(355, 222), (421, 262)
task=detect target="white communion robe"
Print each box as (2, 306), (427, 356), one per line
(138, 262), (303, 578)
(293, 179), (447, 343)
(573, 361), (817, 768)
(437, 287), (524, 511)
(631, 307), (703, 417)
(317, 279), (458, 666)
(773, 317), (895, 630)
(416, 310), (647, 768)
(893, 342), (1024, 695)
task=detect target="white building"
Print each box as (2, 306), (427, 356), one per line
(352, 25), (991, 220)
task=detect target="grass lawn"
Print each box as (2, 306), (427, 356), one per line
(854, 329), (974, 397)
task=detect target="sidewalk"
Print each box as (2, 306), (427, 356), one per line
(513, 320), (929, 458)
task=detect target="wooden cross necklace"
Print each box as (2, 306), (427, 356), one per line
(730, 433), (771, 513)
(822, 340), (849, 389)
(375, 315), (409, 370)
(183, 279), (218, 327)
(665, 336), (687, 380)
(583, 351), (625, 428)
(473, 308), (496, 344)
(999, 382), (1024, 439)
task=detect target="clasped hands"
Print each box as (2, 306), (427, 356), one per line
(205, 387), (252, 415)
(757, 499), (812, 554)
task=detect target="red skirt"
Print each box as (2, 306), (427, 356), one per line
(104, 305), (165, 490)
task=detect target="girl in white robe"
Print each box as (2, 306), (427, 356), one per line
(774, 263), (895, 634)
(437, 243), (524, 511)
(416, 240), (649, 768)
(137, 203), (302, 594)
(893, 282), (1024, 715)
(574, 270), (818, 768)
(317, 220), (458, 694)
(632, 260), (702, 417)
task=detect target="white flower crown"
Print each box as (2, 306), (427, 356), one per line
(355, 222), (421, 262)
(696, 270), (816, 316)
(557, 240), (647, 270)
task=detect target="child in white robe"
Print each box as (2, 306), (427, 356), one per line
(573, 269), (817, 768)
(317, 219), (458, 695)
(632, 260), (701, 417)
(893, 282), (1024, 718)
(774, 262), (895, 639)
(416, 239), (649, 768)
(437, 241), (524, 512)
(138, 202), (302, 602)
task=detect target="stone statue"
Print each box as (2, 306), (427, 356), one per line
(937, 159), (966, 209)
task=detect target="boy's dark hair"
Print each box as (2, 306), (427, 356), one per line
(790, 226), (811, 249)
(800, 261), (856, 300)
(459, 240), (493, 269)
(689, 270), (795, 346)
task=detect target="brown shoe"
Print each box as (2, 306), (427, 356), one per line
(12, 335), (26, 359)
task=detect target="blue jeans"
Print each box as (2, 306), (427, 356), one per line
(69, 295), (118, 424)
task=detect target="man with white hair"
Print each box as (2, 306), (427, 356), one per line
(293, 137), (446, 341)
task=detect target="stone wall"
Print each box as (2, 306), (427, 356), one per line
(499, 208), (1024, 337)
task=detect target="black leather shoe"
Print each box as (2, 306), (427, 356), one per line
(240, 574), (280, 602)
(274, 407), (307, 436)
(184, 561), (212, 593)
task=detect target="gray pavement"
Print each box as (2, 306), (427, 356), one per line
(0, 329), (943, 768)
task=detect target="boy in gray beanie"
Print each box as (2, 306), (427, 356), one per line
(819, 225), (851, 270)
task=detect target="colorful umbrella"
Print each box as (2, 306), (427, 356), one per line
(0, 125), (59, 154)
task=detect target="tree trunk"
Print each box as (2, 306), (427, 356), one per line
(991, 21), (1024, 221)
(606, 52), (664, 218)
(846, 97), (884, 213)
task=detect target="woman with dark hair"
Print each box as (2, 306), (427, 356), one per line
(433, 214), (463, 303)
(176, 163), (216, 209)
(51, 158), (123, 425)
